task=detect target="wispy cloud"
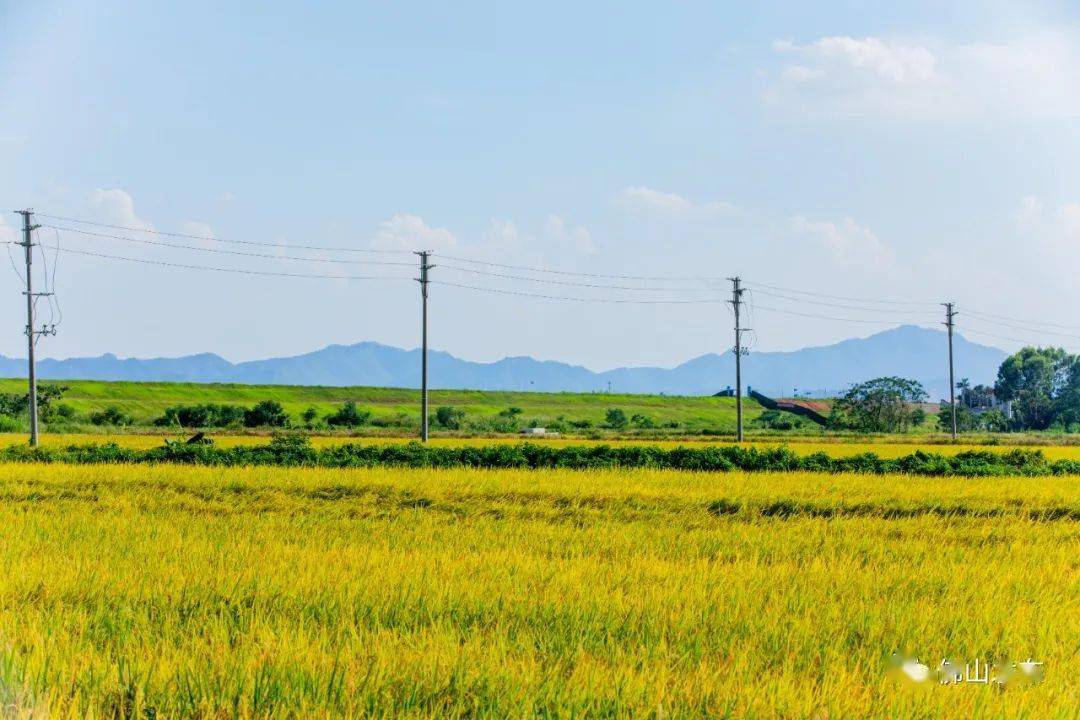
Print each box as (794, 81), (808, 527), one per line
(766, 30), (1080, 121)
(618, 186), (737, 216)
(370, 214), (457, 252)
(789, 215), (891, 267)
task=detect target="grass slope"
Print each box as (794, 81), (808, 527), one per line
(0, 377), (763, 431)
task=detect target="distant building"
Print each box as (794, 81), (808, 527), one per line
(520, 427), (559, 436)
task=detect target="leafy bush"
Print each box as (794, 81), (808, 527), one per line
(434, 406), (465, 430)
(51, 404), (78, 422)
(243, 400), (289, 428)
(35, 384), (70, 422)
(325, 401), (372, 428)
(752, 409), (806, 431)
(154, 404), (246, 429)
(0, 383), (69, 420)
(301, 407), (320, 427)
(630, 414), (655, 429)
(2, 438), (1075, 478)
(370, 413), (413, 429)
(89, 406), (135, 427)
(466, 415), (520, 433)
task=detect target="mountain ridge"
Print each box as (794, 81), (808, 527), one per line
(0, 326), (1008, 399)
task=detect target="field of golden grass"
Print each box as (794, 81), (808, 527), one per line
(0, 462), (1076, 718)
(3, 431), (1080, 461)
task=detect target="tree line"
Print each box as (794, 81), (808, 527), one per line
(829, 346), (1080, 433)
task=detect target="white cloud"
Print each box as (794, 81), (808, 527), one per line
(775, 36), (937, 83)
(618, 186), (737, 216)
(789, 215), (891, 266)
(1008, 197), (1080, 295)
(89, 188), (153, 230)
(1012, 195), (1080, 248)
(370, 214), (457, 252)
(177, 220), (219, 250)
(767, 30), (1080, 120)
(781, 65), (825, 83)
(485, 218), (522, 250)
(543, 214), (597, 256)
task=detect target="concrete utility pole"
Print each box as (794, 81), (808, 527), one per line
(943, 302), (958, 440)
(15, 209), (52, 447)
(728, 276), (747, 442)
(416, 251), (434, 442)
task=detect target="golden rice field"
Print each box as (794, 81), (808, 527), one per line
(3, 432), (1080, 461)
(0, 461), (1076, 718)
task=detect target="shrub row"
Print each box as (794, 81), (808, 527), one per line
(1, 437), (1078, 477)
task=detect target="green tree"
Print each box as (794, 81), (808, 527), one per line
(243, 400), (289, 428)
(834, 377), (928, 433)
(1053, 356), (1080, 429)
(994, 347), (1071, 430)
(936, 401), (978, 432)
(605, 408), (628, 429)
(301, 406), (320, 427)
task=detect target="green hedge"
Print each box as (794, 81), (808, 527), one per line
(1, 437), (1078, 476)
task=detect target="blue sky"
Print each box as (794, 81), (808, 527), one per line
(1, 0), (1078, 369)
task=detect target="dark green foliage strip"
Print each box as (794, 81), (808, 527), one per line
(1, 437), (1078, 477)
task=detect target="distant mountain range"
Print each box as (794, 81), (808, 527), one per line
(0, 326), (1007, 400)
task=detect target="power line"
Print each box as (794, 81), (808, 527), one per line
(960, 314), (1080, 342)
(750, 287), (941, 316)
(439, 253), (722, 281)
(751, 304), (933, 325)
(960, 317), (1080, 345)
(960, 326), (1080, 352)
(35, 213), (413, 255)
(432, 280), (726, 304)
(54, 246), (416, 282)
(438, 261), (725, 292)
(745, 280), (940, 307)
(962, 308), (1080, 333)
(45, 225), (417, 267)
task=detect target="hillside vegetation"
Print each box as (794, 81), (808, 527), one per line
(0, 378), (763, 435)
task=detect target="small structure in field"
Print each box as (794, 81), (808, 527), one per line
(520, 427), (559, 437)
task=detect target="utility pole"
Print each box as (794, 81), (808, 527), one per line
(16, 210), (53, 447)
(416, 251), (434, 442)
(943, 302), (958, 441)
(728, 276), (747, 442)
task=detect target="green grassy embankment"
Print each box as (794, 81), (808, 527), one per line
(0, 378), (763, 434)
